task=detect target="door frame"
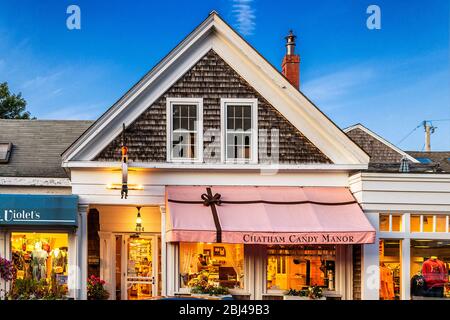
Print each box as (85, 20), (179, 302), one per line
(112, 233), (160, 300)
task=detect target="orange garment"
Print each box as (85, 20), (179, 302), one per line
(380, 265), (395, 300)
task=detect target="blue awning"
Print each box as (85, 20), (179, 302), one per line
(0, 194), (78, 227)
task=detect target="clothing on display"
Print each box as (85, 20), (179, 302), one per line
(422, 257), (447, 288)
(31, 244), (48, 281)
(410, 273), (427, 297)
(380, 264), (395, 300)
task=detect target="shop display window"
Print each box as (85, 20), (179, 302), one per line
(10, 232), (69, 298)
(379, 239), (401, 300)
(410, 240), (450, 299)
(266, 245), (336, 292)
(179, 243), (244, 291)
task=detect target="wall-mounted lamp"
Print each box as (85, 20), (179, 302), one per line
(106, 184), (144, 191)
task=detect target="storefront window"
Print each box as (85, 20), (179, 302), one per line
(410, 240), (450, 299)
(436, 216), (447, 233)
(411, 215), (421, 232)
(10, 232), (69, 299)
(423, 215), (434, 232)
(379, 239), (401, 300)
(410, 214), (449, 233)
(179, 243), (244, 290)
(379, 213), (402, 232)
(266, 245), (336, 291)
(380, 214), (389, 231)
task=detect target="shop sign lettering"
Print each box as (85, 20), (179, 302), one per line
(0, 209), (41, 222)
(242, 233), (355, 244)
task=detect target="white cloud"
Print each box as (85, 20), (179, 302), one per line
(231, 0), (256, 36)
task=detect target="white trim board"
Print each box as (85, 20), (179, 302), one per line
(62, 12), (369, 165)
(344, 123), (419, 163)
(0, 177), (71, 187)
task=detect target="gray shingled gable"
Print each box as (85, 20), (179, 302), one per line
(0, 120), (93, 178)
(96, 50), (331, 164)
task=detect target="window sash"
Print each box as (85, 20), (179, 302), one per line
(167, 99), (202, 162)
(224, 103), (254, 161)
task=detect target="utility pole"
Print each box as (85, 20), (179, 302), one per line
(423, 120), (436, 152)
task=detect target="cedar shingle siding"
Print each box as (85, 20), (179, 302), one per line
(346, 128), (403, 163)
(96, 50), (330, 164)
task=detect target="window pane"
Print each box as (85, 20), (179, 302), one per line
(267, 245), (336, 291)
(172, 132), (196, 159)
(188, 105), (197, 118)
(410, 240), (450, 298)
(423, 215), (433, 232)
(380, 214), (389, 232)
(391, 216), (402, 232)
(379, 239), (401, 300)
(243, 105), (251, 118)
(411, 215), (421, 232)
(243, 118), (251, 131)
(179, 243), (244, 290)
(436, 215), (447, 232)
(11, 232), (69, 297)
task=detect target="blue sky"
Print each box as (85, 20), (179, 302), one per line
(0, 0), (449, 150)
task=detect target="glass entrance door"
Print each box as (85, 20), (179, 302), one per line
(125, 236), (155, 300)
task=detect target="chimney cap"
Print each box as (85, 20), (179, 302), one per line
(285, 29), (297, 41)
(285, 30), (297, 55)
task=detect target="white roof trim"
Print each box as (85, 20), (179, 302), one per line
(344, 124), (419, 163)
(63, 160), (368, 171)
(62, 12), (369, 165)
(0, 177), (72, 187)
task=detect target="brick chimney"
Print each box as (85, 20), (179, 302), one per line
(281, 30), (300, 89)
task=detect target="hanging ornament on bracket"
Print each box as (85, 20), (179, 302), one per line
(121, 123), (129, 199)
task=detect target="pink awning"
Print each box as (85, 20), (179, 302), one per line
(165, 186), (375, 245)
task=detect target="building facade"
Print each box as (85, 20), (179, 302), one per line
(1, 12), (449, 301)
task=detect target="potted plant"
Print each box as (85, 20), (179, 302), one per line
(87, 275), (110, 300)
(7, 278), (68, 300)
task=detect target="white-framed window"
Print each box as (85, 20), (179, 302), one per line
(221, 98), (258, 163)
(379, 213), (403, 232)
(410, 213), (450, 233)
(166, 98), (203, 162)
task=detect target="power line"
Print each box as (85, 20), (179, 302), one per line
(397, 122), (422, 146)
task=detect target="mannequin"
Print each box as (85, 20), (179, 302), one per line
(380, 262), (395, 300)
(51, 248), (67, 274)
(422, 255), (447, 297)
(31, 242), (48, 281)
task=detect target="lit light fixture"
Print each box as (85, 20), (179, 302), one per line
(131, 206), (144, 238)
(106, 184), (144, 191)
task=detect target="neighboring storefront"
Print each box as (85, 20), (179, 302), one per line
(0, 194), (79, 299)
(0, 119), (93, 300)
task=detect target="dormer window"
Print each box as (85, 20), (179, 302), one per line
(221, 98), (258, 163)
(0, 143), (12, 163)
(166, 98), (203, 162)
